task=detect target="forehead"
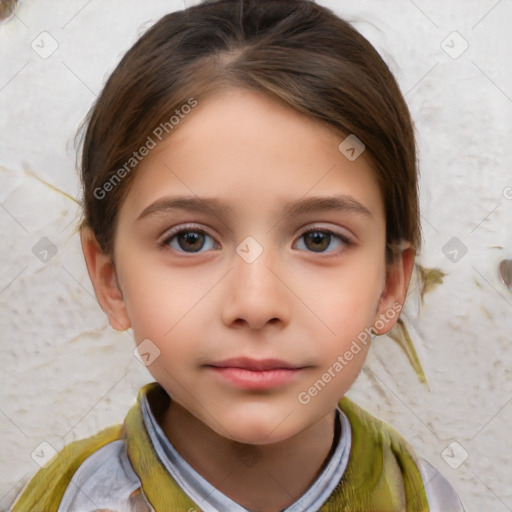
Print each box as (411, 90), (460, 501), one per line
(118, 88), (384, 223)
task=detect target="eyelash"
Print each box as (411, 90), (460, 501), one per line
(159, 223), (353, 255)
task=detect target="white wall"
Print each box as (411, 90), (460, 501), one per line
(1, 1), (511, 510)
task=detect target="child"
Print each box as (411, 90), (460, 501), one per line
(12, 0), (465, 510)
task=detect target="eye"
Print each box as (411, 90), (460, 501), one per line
(161, 225), (219, 253)
(294, 228), (351, 254)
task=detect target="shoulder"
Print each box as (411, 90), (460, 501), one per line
(338, 397), (465, 511)
(57, 439), (144, 512)
(338, 395), (417, 458)
(10, 424), (126, 511)
(416, 458), (466, 512)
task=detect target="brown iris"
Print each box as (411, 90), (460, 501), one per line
(177, 231), (206, 252)
(303, 231), (331, 252)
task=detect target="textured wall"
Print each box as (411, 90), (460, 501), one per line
(1, 1), (511, 510)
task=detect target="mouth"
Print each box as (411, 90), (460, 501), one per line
(205, 357), (308, 390)
(207, 357), (304, 371)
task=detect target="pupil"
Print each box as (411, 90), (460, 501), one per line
(306, 232), (329, 252)
(179, 232), (204, 251)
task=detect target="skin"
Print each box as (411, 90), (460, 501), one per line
(82, 88), (414, 512)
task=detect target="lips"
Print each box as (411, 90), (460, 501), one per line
(207, 357), (302, 371)
(205, 357), (307, 390)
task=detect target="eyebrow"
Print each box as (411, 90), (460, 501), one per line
(281, 195), (372, 219)
(137, 194), (373, 221)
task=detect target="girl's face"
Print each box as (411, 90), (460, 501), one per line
(88, 88), (411, 445)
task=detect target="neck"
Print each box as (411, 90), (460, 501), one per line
(159, 400), (338, 512)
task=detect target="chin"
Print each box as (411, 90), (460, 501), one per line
(226, 427), (294, 446)
(211, 410), (301, 446)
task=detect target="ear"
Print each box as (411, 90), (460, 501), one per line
(80, 227), (131, 331)
(373, 245), (415, 335)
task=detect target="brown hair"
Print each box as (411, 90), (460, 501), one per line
(78, 0), (420, 259)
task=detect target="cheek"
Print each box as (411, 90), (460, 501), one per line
(118, 250), (184, 328)
(291, 258), (384, 392)
(294, 257), (384, 331)
(119, 257), (216, 364)
(123, 276), (202, 385)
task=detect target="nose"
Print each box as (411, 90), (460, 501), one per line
(221, 244), (291, 331)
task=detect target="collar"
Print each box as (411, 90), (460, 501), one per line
(124, 382), (351, 511)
